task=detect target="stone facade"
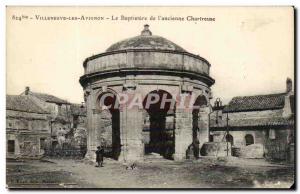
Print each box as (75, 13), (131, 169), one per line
(209, 79), (294, 161)
(80, 25), (215, 162)
(6, 95), (50, 158)
(7, 88), (88, 159)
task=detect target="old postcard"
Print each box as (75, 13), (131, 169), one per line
(6, 6), (295, 189)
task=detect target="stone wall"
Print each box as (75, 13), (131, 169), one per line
(7, 131), (49, 158)
(84, 79), (211, 162)
(211, 128), (292, 160)
(85, 51), (210, 76)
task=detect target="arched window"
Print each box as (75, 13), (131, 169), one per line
(245, 134), (254, 146)
(226, 134), (234, 146)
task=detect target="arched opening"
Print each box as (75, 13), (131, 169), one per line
(143, 90), (175, 159)
(97, 92), (120, 160)
(225, 134), (234, 146)
(245, 134), (254, 146)
(191, 95), (207, 159)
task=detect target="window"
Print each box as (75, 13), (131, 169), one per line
(40, 138), (46, 150)
(7, 140), (15, 153)
(73, 115), (79, 128)
(245, 134), (254, 146)
(209, 135), (214, 142)
(57, 104), (62, 115)
(226, 134), (234, 146)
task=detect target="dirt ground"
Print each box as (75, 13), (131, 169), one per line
(6, 157), (294, 189)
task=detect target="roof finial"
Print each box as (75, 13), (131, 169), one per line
(25, 86), (30, 95)
(141, 24), (152, 36)
(286, 77), (293, 93)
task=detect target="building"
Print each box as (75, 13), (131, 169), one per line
(7, 87), (88, 159)
(21, 86), (72, 140)
(70, 103), (87, 148)
(6, 95), (50, 158)
(209, 78), (294, 161)
(80, 25), (215, 161)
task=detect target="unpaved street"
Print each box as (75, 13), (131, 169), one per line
(6, 157), (294, 189)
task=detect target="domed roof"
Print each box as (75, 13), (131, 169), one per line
(106, 25), (186, 52)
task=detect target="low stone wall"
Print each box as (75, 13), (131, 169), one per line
(232, 144), (264, 158)
(44, 148), (87, 159)
(201, 142), (231, 157)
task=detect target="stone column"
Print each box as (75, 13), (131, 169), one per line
(174, 107), (193, 161)
(198, 106), (210, 155)
(118, 82), (144, 162)
(85, 88), (98, 161)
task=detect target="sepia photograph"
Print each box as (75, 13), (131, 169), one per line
(5, 6), (295, 189)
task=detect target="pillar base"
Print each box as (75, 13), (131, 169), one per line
(173, 153), (186, 161)
(85, 149), (96, 161)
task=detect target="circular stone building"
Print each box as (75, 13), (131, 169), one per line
(80, 25), (215, 162)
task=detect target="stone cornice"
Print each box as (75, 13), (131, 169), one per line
(83, 49), (212, 68)
(80, 68), (215, 88)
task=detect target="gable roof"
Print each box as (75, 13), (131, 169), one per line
(29, 92), (69, 104)
(223, 93), (286, 113)
(6, 95), (49, 114)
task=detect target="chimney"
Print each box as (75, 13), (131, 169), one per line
(25, 86), (30, 95)
(286, 78), (293, 93)
(214, 98), (222, 108)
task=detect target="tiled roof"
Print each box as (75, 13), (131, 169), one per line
(30, 92), (69, 104)
(70, 104), (87, 116)
(223, 93), (286, 113)
(6, 95), (49, 114)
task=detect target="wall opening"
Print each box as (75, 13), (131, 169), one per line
(40, 138), (46, 150)
(143, 90), (175, 160)
(209, 135), (214, 142)
(245, 134), (254, 146)
(97, 92), (120, 160)
(7, 140), (15, 153)
(191, 95), (207, 158)
(226, 134), (234, 146)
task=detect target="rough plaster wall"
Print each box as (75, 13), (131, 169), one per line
(17, 134), (46, 156)
(228, 109), (283, 122)
(6, 110), (50, 132)
(212, 128), (291, 160)
(211, 109), (285, 128)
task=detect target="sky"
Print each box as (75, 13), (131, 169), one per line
(6, 6), (294, 104)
